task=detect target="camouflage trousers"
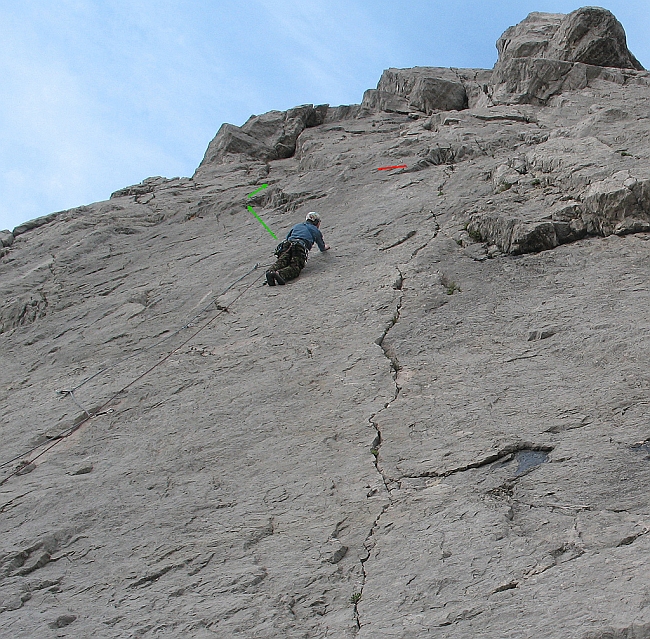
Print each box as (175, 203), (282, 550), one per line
(271, 243), (307, 282)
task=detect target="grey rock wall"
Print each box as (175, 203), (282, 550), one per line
(496, 8), (643, 70)
(362, 67), (491, 115)
(491, 7), (644, 105)
(1, 7), (649, 638)
(197, 104), (329, 170)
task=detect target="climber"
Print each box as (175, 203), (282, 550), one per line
(266, 212), (330, 286)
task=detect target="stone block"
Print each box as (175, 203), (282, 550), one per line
(0, 230), (14, 247)
(408, 77), (467, 113)
(201, 123), (273, 165)
(491, 57), (575, 105)
(361, 89), (410, 114)
(491, 8), (643, 105)
(496, 8), (643, 71)
(364, 67), (468, 114)
(551, 203), (587, 244)
(509, 220), (559, 254)
(468, 214), (560, 254)
(547, 7), (644, 70)
(584, 173), (645, 234)
(614, 219), (650, 236)
(198, 104), (329, 166)
(13, 213), (59, 237)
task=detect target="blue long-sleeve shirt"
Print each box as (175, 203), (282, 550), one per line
(286, 222), (326, 252)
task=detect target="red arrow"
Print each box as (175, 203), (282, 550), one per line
(377, 165), (407, 171)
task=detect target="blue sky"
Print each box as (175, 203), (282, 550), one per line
(1, 1), (648, 231)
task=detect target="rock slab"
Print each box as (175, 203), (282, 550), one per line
(1, 7), (649, 638)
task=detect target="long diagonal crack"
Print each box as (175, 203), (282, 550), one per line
(353, 501), (391, 630)
(353, 253), (551, 630)
(354, 268), (404, 632)
(352, 224), (447, 630)
(370, 266), (404, 490)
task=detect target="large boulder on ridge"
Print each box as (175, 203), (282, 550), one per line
(491, 7), (644, 105)
(363, 68), (470, 115)
(197, 104), (328, 168)
(497, 8), (643, 70)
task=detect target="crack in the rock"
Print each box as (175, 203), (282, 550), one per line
(368, 415), (393, 496)
(411, 211), (441, 257)
(617, 528), (650, 547)
(379, 230), (417, 251)
(355, 267), (405, 633)
(401, 442), (554, 480)
(368, 268), (405, 489)
(374, 273), (404, 381)
(353, 502), (391, 631)
(128, 562), (185, 588)
(0, 492), (32, 515)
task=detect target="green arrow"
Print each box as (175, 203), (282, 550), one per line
(247, 184), (269, 198)
(247, 205), (277, 240)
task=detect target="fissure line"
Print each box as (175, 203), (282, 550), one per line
(355, 267), (404, 632)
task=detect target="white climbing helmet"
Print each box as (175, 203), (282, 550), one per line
(306, 211), (321, 224)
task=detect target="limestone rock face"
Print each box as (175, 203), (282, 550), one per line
(362, 67), (491, 115)
(546, 7), (643, 69)
(0, 230), (13, 248)
(12, 212), (60, 237)
(368, 68), (468, 113)
(496, 11), (565, 60)
(496, 8), (643, 70)
(198, 104), (328, 170)
(1, 7), (650, 639)
(492, 7), (644, 105)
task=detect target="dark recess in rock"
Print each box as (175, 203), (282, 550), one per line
(49, 614), (77, 629)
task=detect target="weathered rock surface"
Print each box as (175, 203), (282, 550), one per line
(497, 8), (643, 70)
(491, 7), (645, 105)
(198, 104), (329, 170)
(12, 212), (60, 238)
(0, 231), (13, 248)
(1, 7), (649, 638)
(362, 67), (492, 115)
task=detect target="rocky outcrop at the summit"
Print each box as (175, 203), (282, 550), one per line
(453, 7), (650, 254)
(358, 10), (646, 116)
(491, 7), (645, 105)
(197, 104), (329, 170)
(497, 8), (643, 70)
(362, 67), (492, 115)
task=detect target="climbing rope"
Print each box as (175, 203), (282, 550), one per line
(66, 262), (262, 395)
(0, 263), (265, 485)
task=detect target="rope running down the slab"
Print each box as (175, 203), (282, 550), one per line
(0, 264), (265, 484)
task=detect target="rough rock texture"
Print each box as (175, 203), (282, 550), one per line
(1, 8), (650, 638)
(0, 231), (14, 248)
(198, 104), (329, 170)
(491, 7), (645, 105)
(362, 67), (492, 115)
(496, 8), (643, 70)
